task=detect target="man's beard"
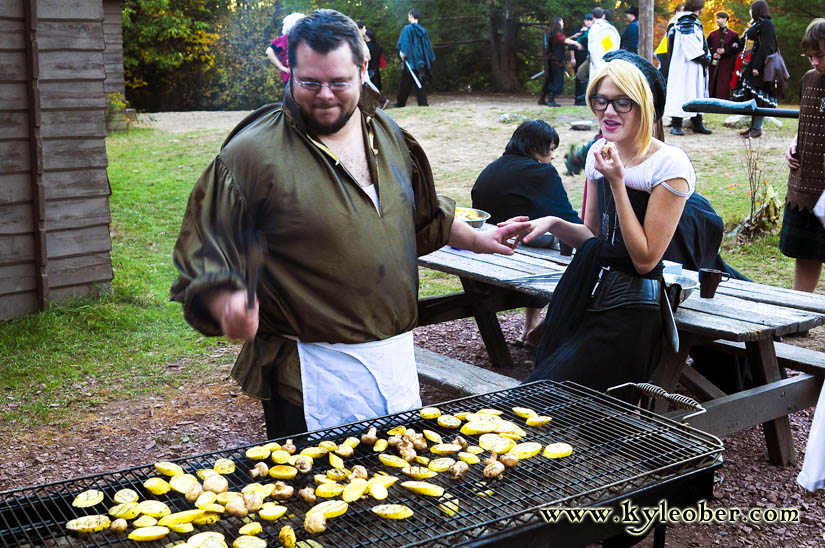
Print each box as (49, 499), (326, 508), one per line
(304, 102), (358, 135)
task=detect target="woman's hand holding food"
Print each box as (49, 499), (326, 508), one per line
(593, 141), (625, 188)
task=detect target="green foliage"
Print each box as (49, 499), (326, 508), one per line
(104, 92), (128, 123)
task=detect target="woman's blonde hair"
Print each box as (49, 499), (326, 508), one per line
(586, 59), (655, 155)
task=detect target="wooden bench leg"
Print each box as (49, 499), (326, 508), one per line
(460, 277), (514, 368)
(650, 334), (697, 413)
(745, 338), (797, 467)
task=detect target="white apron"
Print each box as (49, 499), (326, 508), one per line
(297, 331), (420, 431)
(797, 384), (825, 491)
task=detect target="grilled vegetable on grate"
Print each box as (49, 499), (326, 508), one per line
(543, 442), (573, 459)
(304, 510), (327, 534)
(71, 489), (104, 508)
(238, 521), (263, 535)
(128, 525), (170, 541)
(66, 514), (111, 533)
(234, 535), (267, 548)
(154, 461), (184, 477)
(279, 525), (297, 547)
(372, 503), (414, 519)
(258, 502), (288, 520)
(400, 481), (445, 497)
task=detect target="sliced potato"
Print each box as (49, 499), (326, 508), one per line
(213, 458), (236, 475)
(307, 499), (348, 518)
(399, 481), (445, 497)
(66, 514), (110, 533)
(543, 442), (573, 459)
(508, 442), (543, 459)
(512, 406), (538, 418)
(143, 477), (171, 495)
(234, 536), (267, 548)
(428, 457), (456, 473)
(372, 503), (414, 519)
(342, 478), (368, 502)
(239, 521), (263, 535)
(128, 525), (170, 541)
(113, 488), (139, 504)
(258, 502), (288, 521)
(437, 415), (461, 429)
(154, 461), (184, 477)
(378, 454), (408, 468)
(245, 446), (270, 460)
(72, 489), (104, 508)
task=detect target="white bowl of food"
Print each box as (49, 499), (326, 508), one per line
(455, 207), (491, 228)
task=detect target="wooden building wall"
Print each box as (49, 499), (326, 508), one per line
(0, 0), (114, 321)
(102, 0), (124, 97)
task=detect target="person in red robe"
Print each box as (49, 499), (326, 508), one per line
(707, 11), (740, 100)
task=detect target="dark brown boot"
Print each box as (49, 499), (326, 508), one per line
(691, 115), (712, 134)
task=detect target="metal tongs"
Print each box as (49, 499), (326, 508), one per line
(608, 382), (706, 422)
(245, 230), (265, 310)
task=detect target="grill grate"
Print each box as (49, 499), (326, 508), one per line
(0, 381), (723, 547)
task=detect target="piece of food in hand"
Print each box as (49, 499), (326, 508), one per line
(601, 141), (616, 159)
(543, 442), (574, 459)
(72, 489), (104, 508)
(372, 503), (414, 519)
(304, 510), (327, 534)
(66, 514), (111, 533)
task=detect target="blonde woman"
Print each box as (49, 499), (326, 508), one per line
(504, 53), (696, 394)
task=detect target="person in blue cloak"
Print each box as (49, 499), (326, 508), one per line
(396, 8), (436, 107)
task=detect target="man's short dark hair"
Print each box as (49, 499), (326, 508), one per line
(802, 18), (825, 55)
(715, 11), (729, 20)
(288, 9), (365, 69)
(592, 7), (605, 19)
(504, 120), (559, 158)
(408, 8), (420, 21)
(684, 0), (705, 13)
(356, 20), (365, 29)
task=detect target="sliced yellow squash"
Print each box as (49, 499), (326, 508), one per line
(402, 465), (437, 479)
(245, 446), (270, 460)
(113, 488), (139, 504)
(154, 461), (184, 477)
(213, 458), (236, 475)
(428, 457), (456, 472)
(438, 493), (460, 517)
(269, 465), (298, 480)
(399, 481), (444, 497)
(132, 515), (158, 528)
(419, 407), (441, 419)
(458, 452), (480, 465)
(378, 454), (408, 468)
(300, 447), (328, 459)
(512, 406), (538, 418)
(437, 415), (462, 429)
(371, 503), (414, 519)
(342, 478), (368, 502)
(258, 502), (288, 521)
(139, 499), (171, 518)
(307, 499), (348, 518)
(109, 502), (141, 520)
(422, 429), (443, 444)
(543, 442), (573, 459)
(238, 521), (263, 535)
(128, 525), (170, 541)
(315, 483), (345, 498)
(507, 442), (542, 459)
(168, 522), (195, 533)
(430, 443), (462, 455)
(460, 420), (498, 435)
(72, 489), (104, 508)
(170, 474), (199, 494)
(329, 452), (345, 470)
(66, 514), (110, 533)
(234, 536), (267, 548)
(143, 477), (171, 495)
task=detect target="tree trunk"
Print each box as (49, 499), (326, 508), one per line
(639, 0), (654, 61)
(487, 0), (518, 91)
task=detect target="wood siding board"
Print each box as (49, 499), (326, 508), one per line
(0, 21), (24, 49)
(0, 203), (33, 234)
(39, 80), (104, 109)
(0, 51), (28, 81)
(39, 50), (105, 80)
(0, 83), (27, 110)
(40, 110), (105, 139)
(0, 173), (32, 204)
(45, 197), (112, 231)
(0, 140), (31, 172)
(50, 282), (112, 304)
(37, 0), (103, 21)
(37, 21), (105, 51)
(0, 234), (34, 264)
(0, 292), (37, 321)
(48, 252), (113, 288)
(42, 138), (107, 170)
(42, 168), (109, 200)
(0, 262), (36, 294)
(46, 225), (112, 259)
(0, 0), (23, 19)
(0, 111), (29, 140)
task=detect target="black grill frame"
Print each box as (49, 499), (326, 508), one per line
(0, 381), (724, 547)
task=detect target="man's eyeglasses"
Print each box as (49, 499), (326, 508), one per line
(294, 78), (354, 93)
(589, 95), (635, 113)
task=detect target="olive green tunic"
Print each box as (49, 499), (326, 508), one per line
(170, 86), (455, 405)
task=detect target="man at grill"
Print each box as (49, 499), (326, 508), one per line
(170, 9), (530, 440)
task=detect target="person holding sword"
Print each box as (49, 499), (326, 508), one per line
(395, 8), (435, 107)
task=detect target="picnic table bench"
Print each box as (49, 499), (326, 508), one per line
(418, 244), (825, 467)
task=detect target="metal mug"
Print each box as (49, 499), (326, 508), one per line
(699, 268), (730, 298)
(559, 241), (573, 256)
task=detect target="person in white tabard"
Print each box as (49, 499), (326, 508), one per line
(586, 7), (620, 85)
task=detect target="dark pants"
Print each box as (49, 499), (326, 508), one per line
(261, 389), (307, 440)
(541, 64), (565, 96)
(397, 66), (428, 106)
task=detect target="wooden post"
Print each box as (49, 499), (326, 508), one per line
(639, 0), (654, 61)
(23, 0), (49, 309)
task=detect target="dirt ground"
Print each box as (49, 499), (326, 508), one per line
(6, 94), (824, 547)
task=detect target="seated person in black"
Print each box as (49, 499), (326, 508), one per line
(472, 120), (583, 345)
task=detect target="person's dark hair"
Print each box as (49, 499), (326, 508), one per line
(356, 20), (365, 29)
(750, 0), (770, 20)
(408, 8), (420, 21)
(674, 3), (685, 12)
(365, 28), (377, 42)
(548, 15), (563, 36)
(592, 7), (605, 19)
(715, 10), (729, 20)
(504, 120), (559, 158)
(288, 9), (365, 69)
(684, 0), (704, 13)
(802, 18), (825, 54)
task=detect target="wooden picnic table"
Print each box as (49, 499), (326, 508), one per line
(418, 244), (825, 467)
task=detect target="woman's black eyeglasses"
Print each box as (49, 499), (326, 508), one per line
(589, 95), (635, 113)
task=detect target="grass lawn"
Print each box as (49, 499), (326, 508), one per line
(0, 97), (805, 436)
